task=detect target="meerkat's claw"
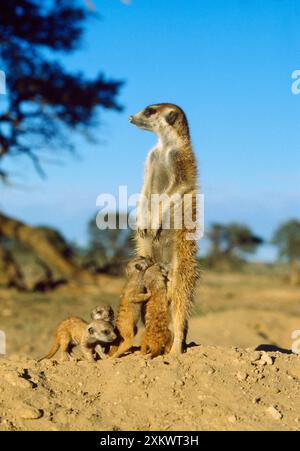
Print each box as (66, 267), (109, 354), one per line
(153, 228), (162, 241)
(148, 226), (161, 241)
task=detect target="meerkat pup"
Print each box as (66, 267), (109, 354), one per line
(130, 103), (199, 354)
(110, 255), (153, 358)
(91, 305), (115, 323)
(90, 305), (115, 358)
(39, 317), (116, 362)
(137, 263), (172, 358)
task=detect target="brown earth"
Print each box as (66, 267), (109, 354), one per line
(0, 268), (300, 431)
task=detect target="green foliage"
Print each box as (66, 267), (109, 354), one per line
(272, 219), (300, 262)
(224, 223), (263, 256)
(206, 222), (263, 268)
(0, 0), (123, 181)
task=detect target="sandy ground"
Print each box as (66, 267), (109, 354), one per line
(0, 269), (300, 430)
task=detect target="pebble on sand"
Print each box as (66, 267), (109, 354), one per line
(19, 406), (43, 420)
(258, 352), (274, 366)
(266, 406), (282, 420)
(236, 371), (248, 381)
(228, 415), (237, 423)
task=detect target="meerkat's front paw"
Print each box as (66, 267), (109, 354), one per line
(149, 225), (162, 241)
(159, 264), (170, 279)
(137, 228), (148, 238)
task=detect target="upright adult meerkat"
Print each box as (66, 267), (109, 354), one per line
(129, 103), (199, 354)
(39, 317), (116, 362)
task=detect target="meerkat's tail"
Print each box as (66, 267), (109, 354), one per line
(38, 339), (59, 362)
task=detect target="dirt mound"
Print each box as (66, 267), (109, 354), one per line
(0, 345), (299, 431)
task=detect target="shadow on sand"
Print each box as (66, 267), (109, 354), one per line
(255, 344), (293, 355)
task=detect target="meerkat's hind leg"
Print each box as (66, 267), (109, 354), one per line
(169, 248), (198, 355)
(150, 346), (161, 359)
(170, 303), (189, 355)
(149, 341), (164, 358)
(60, 336), (71, 361)
(111, 335), (134, 358)
(140, 332), (149, 355)
(169, 271), (194, 354)
(165, 332), (173, 354)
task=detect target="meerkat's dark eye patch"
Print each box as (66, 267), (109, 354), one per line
(88, 327), (95, 335)
(103, 330), (109, 335)
(144, 107), (156, 117)
(166, 110), (179, 126)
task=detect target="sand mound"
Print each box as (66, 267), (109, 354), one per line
(1, 345), (299, 431)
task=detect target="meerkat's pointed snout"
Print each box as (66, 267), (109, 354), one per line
(128, 113), (139, 126)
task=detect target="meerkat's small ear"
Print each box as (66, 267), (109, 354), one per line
(166, 110), (179, 126)
(135, 263), (143, 271)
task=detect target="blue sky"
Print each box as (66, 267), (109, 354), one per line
(1, 0), (300, 260)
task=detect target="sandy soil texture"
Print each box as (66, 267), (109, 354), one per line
(0, 269), (299, 431)
(0, 346), (300, 431)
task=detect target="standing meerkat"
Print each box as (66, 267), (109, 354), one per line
(110, 255), (153, 358)
(138, 263), (172, 358)
(39, 316), (116, 362)
(129, 103), (199, 354)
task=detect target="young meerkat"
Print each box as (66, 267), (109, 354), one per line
(39, 316), (116, 362)
(109, 255), (153, 358)
(90, 305), (115, 358)
(91, 305), (115, 323)
(138, 263), (172, 358)
(130, 103), (200, 354)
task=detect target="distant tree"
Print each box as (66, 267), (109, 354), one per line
(85, 212), (134, 275)
(223, 223), (263, 259)
(207, 222), (263, 267)
(206, 223), (227, 258)
(0, 0), (123, 288)
(0, 214), (95, 288)
(272, 219), (300, 286)
(0, 0), (122, 179)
